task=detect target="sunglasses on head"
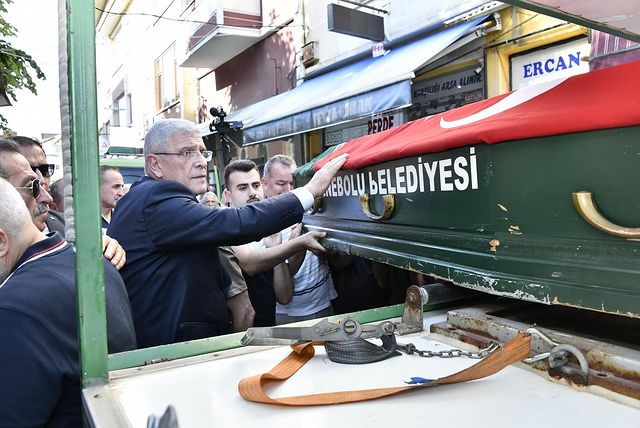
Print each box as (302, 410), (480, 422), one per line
(15, 179), (41, 199)
(31, 164), (56, 178)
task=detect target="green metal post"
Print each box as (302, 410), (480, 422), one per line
(67, 0), (109, 386)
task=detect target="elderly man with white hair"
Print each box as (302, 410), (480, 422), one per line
(108, 118), (347, 347)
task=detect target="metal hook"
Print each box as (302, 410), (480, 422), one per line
(548, 344), (590, 385)
(523, 328), (558, 364)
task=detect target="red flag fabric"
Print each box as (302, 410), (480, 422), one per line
(313, 61), (640, 172)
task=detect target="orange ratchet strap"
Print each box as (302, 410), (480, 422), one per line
(238, 332), (531, 406)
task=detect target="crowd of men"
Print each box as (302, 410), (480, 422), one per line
(0, 137), (133, 426)
(0, 119), (348, 425)
(0, 117), (425, 425)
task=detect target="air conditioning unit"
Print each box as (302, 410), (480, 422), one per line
(302, 42), (318, 67)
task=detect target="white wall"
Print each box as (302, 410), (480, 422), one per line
(302, 0), (489, 74)
(96, 0), (191, 147)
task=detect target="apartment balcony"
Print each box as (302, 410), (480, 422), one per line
(178, 0), (268, 69)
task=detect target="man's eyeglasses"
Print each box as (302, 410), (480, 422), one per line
(15, 179), (41, 199)
(31, 164), (56, 178)
(154, 150), (213, 162)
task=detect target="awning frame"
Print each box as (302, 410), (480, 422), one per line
(501, 0), (640, 43)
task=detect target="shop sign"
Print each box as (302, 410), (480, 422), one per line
(511, 38), (590, 89)
(325, 110), (404, 146)
(410, 68), (484, 120)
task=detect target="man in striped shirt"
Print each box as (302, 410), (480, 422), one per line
(262, 155), (338, 324)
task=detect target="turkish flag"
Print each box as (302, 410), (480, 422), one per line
(314, 60), (640, 172)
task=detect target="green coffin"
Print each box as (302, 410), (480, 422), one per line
(296, 62), (640, 318)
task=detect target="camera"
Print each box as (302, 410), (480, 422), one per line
(209, 107), (243, 135)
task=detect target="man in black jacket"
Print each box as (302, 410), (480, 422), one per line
(108, 119), (346, 347)
(0, 177), (136, 427)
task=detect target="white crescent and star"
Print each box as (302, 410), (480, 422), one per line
(439, 77), (568, 129)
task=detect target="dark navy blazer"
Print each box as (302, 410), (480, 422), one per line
(0, 233), (136, 427)
(108, 176), (304, 348)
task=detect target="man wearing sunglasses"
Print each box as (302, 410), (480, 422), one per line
(0, 139), (126, 270)
(11, 136), (56, 191)
(0, 139), (55, 233)
(13, 136), (65, 235)
(108, 118), (348, 348)
(0, 177), (136, 427)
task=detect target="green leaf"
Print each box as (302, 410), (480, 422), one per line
(0, 0), (46, 133)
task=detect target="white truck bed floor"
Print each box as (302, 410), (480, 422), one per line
(98, 309), (640, 427)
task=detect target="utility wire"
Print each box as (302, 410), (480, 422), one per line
(94, 7), (307, 29)
(487, 12), (542, 45)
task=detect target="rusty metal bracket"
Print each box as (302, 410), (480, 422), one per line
(395, 283), (481, 335)
(395, 285), (427, 335)
(430, 304), (640, 400)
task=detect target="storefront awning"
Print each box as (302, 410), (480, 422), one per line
(231, 17), (485, 145)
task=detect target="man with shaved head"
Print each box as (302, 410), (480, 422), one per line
(0, 177), (136, 426)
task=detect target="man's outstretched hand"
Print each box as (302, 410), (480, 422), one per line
(303, 153), (348, 198)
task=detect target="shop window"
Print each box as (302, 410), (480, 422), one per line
(244, 138), (295, 167)
(112, 93), (132, 127)
(155, 45), (178, 111)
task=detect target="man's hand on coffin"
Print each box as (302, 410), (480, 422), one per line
(295, 230), (327, 255)
(303, 153), (348, 197)
(102, 235), (126, 270)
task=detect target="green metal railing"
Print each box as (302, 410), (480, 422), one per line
(68, 0), (109, 387)
(107, 304), (407, 371)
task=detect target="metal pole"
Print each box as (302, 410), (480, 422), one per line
(66, 0), (109, 385)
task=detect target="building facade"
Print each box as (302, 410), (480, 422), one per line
(95, 0), (616, 189)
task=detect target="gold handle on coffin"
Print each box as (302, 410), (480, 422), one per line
(572, 191), (640, 239)
(308, 197), (322, 215)
(360, 194), (395, 221)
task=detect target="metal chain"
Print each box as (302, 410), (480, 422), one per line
(398, 341), (500, 359)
